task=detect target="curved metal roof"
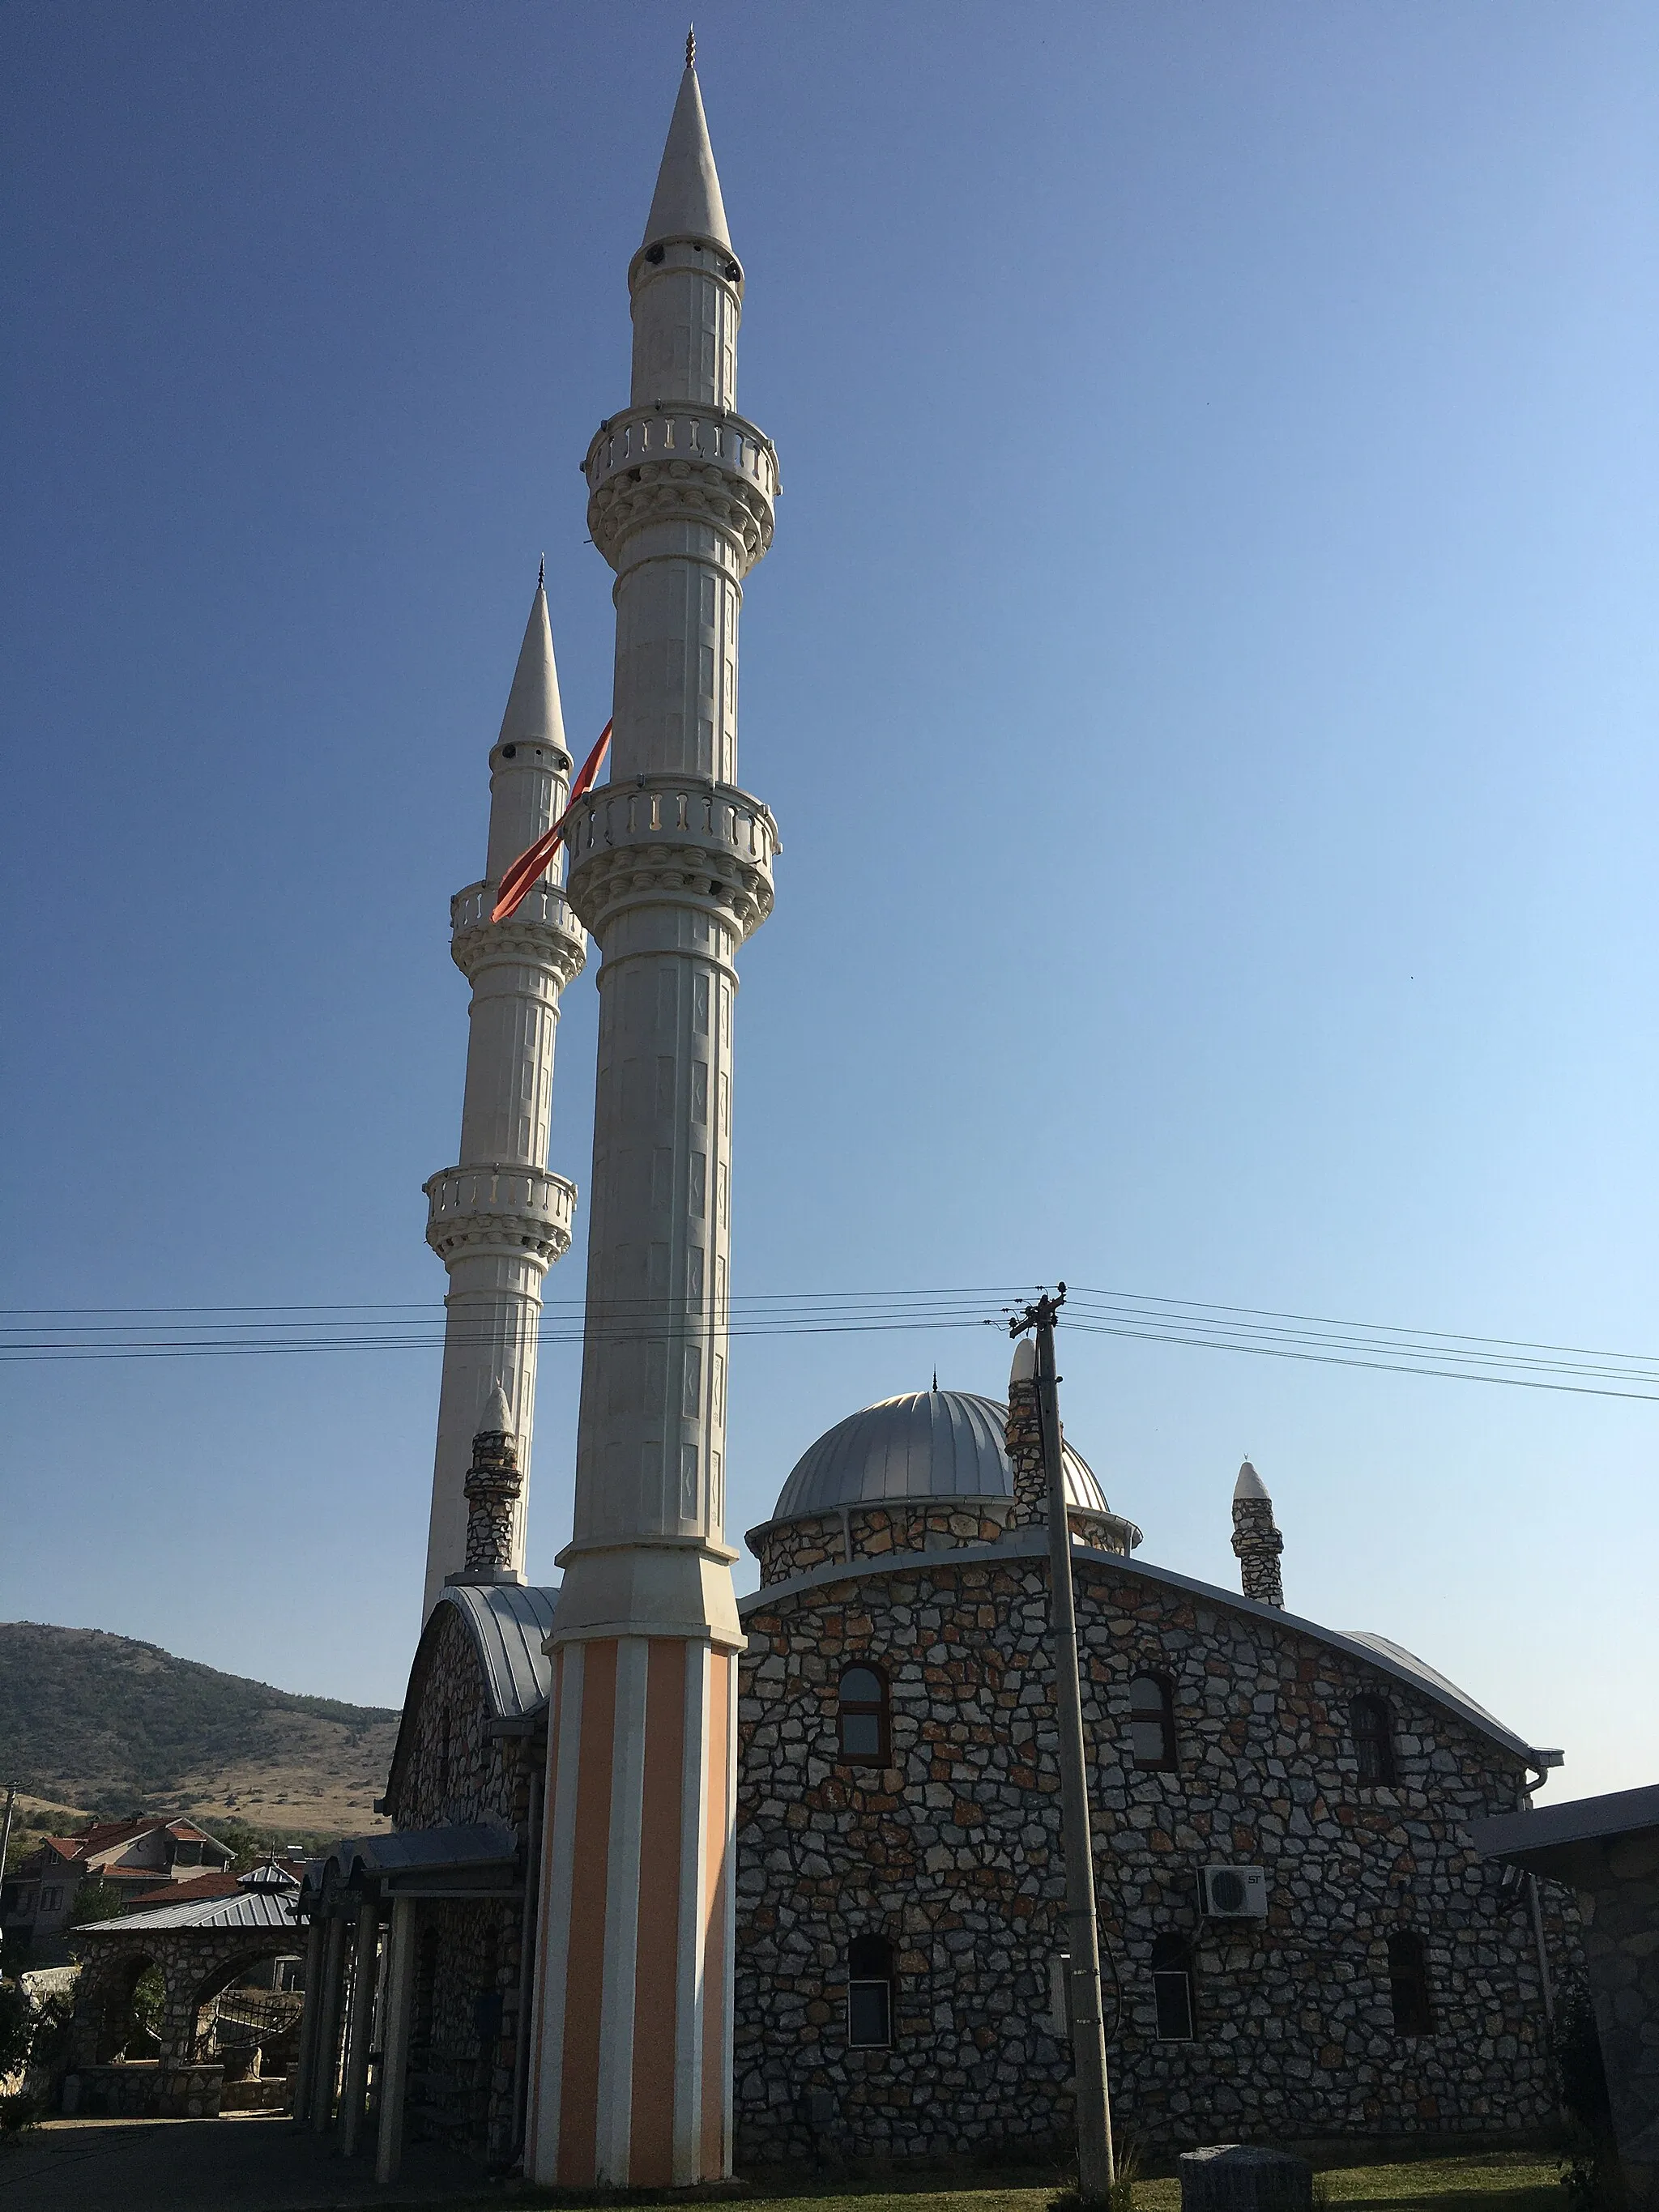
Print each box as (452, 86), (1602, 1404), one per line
(739, 1534), (1554, 1770)
(1340, 1631), (1507, 1733)
(439, 1581), (556, 1720)
(770, 1390), (1110, 1520)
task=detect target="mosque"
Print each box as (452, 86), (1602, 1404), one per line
(292, 46), (1578, 2188)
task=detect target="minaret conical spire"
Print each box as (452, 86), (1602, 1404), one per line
(641, 51), (731, 249)
(497, 570), (569, 758)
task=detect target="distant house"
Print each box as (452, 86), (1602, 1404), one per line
(1, 1818), (233, 1962)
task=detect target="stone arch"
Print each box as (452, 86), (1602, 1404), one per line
(186, 1940), (306, 2078)
(76, 1941), (171, 2064)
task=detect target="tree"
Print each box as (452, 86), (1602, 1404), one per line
(66, 1878), (125, 1927)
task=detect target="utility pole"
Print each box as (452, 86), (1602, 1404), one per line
(1012, 1285), (1115, 2203)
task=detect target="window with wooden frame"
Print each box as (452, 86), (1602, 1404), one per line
(1351, 1693), (1397, 1786)
(847, 1933), (894, 2048)
(1150, 1933), (1196, 2041)
(1128, 1674), (1178, 1772)
(838, 1664), (890, 1765)
(1387, 1929), (1434, 2035)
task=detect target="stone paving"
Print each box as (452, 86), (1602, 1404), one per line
(0, 2114), (495, 2211)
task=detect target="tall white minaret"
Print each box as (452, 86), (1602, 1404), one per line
(420, 574), (588, 1614)
(527, 45), (780, 2190)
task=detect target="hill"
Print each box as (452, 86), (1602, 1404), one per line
(0, 1622), (399, 1839)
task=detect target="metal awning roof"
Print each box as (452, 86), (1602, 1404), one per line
(304, 1822), (521, 1905)
(1470, 1782), (1659, 1886)
(77, 1887), (301, 1935)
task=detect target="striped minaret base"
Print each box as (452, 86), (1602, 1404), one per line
(527, 1636), (736, 2186)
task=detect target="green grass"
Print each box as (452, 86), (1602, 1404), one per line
(497, 2153), (1563, 2212)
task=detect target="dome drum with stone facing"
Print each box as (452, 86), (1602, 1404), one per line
(746, 1387), (1144, 1582)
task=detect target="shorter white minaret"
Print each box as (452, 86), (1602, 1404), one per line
(420, 576), (588, 1615)
(1230, 1457), (1285, 1607)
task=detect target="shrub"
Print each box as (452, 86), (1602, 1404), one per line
(1555, 1988), (1624, 2212)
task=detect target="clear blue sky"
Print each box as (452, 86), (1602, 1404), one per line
(2, 2), (1654, 1800)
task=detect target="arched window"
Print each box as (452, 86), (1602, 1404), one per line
(1387, 1930), (1433, 2035)
(838, 1664), (890, 1765)
(1351, 1694), (1397, 1786)
(1128, 1674), (1177, 1772)
(1150, 1933), (1196, 2042)
(847, 1933), (893, 2049)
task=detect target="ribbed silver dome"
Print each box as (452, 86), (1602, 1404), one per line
(770, 1390), (1110, 1521)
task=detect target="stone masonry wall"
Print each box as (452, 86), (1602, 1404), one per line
(734, 1552), (1576, 2165)
(386, 1605), (538, 2165)
(753, 1501), (1132, 1588)
(1578, 1830), (1659, 2210)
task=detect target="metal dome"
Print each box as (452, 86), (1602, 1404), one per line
(770, 1389), (1110, 1521)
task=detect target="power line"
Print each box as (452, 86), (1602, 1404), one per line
(1, 1279), (1657, 1404)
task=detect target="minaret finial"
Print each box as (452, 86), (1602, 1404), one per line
(537, 552), (545, 590)
(686, 23), (695, 69)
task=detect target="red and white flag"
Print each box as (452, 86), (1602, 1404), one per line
(491, 719), (612, 923)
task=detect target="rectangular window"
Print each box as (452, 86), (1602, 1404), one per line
(1388, 1931), (1434, 2036)
(1154, 1970), (1195, 2041)
(847, 1980), (891, 2049)
(41, 1886), (62, 1912)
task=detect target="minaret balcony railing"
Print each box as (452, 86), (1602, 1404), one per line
(582, 403), (778, 571)
(450, 878), (588, 987)
(424, 1162), (578, 1265)
(564, 773), (780, 942)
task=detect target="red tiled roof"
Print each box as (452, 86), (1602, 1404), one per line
(74, 1819), (167, 1855)
(70, 1816), (229, 1861)
(125, 1873), (244, 1909)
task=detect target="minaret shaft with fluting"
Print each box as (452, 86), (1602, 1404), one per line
(527, 57), (778, 2191)
(420, 582), (586, 1616)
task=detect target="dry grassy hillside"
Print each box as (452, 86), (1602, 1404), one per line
(0, 1622), (397, 1839)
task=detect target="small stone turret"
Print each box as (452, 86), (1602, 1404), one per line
(449, 1383), (524, 1585)
(1231, 1457), (1284, 1607)
(1005, 1337), (1047, 1524)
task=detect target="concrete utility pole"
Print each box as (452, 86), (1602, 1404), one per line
(1012, 1286), (1115, 2203)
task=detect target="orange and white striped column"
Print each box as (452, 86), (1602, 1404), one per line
(527, 1636), (736, 2184)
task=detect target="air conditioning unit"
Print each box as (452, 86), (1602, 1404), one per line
(1199, 1865), (1269, 1920)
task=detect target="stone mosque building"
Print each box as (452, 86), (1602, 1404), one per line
(288, 47), (1580, 2189)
